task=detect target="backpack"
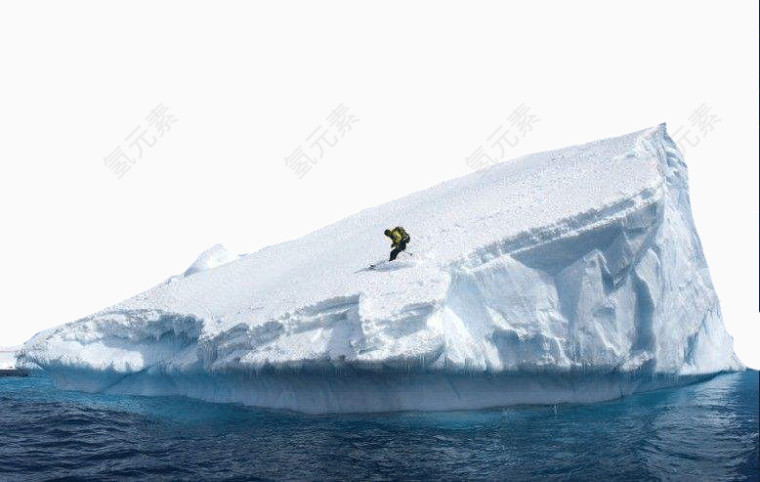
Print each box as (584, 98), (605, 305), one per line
(395, 226), (410, 244)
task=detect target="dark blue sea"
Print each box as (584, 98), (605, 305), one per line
(0, 371), (757, 481)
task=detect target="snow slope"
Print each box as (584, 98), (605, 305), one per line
(21, 124), (742, 412)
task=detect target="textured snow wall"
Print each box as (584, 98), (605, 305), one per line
(22, 124), (742, 413)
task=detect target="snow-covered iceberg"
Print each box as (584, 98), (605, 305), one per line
(21, 124), (742, 412)
(0, 347), (31, 376)
(0, 349), (18, 371)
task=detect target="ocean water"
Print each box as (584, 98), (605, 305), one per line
(0, 371), (757, 480)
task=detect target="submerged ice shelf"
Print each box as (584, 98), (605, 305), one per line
(22, 124), (742, 413)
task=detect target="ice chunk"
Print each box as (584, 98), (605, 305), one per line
(21, 124), (743, 413)
(183, 244), (239, 277)
(0, 346), (32, 376)
(0, 348), (17, 370)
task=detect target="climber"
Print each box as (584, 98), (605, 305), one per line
(384, 226), (411, 261)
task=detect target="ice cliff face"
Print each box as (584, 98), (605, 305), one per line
(21, 124), (742, 412)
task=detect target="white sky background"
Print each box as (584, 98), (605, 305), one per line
(0, 1), (758, 368)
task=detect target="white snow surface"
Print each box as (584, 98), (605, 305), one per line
(22, 124), (743, 412)
(183, 243), (239, 277)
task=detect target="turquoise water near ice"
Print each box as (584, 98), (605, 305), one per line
(0, 371), (757, 480)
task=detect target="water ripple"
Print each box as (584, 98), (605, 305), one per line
(0, 371), (757, 480)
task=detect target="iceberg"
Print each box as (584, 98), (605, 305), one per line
(0, 347), (29, 376)
(0, 348), (18, 371)
(21, 124), (742, 413)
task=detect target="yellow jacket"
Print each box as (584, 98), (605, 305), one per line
(386, 226), (410, 247)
